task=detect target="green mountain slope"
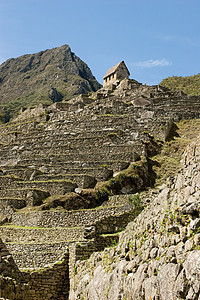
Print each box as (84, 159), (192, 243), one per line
(160, 73), (200, 95)
(0, 45), (101, 122)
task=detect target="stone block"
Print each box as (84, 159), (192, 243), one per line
(26, 189), (50, 206)
(194, 233), (200, 246)
(185, 238), (194, 252)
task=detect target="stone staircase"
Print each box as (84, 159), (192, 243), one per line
(0, 106), (149, 201)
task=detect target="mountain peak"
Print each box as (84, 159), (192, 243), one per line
(0, 45), (101, 121)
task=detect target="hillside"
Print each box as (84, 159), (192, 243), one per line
(160, 73), (200, 95)
(0, 45), (101, 122)
(0, 79), (200, 299)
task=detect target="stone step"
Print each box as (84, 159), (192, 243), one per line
(10, 128), (127, 142)
(52, 151), (138, 162)
(0, 197), (26, 209)
(0, 143), (145, 164)
(31, 143), (144, 157)
(1, 168), (39, 180)
(6, 160), (130, 173)
(4, 241), (70, 269)
(0, 114), (47, 134)
(9, 133), (141, 151)
(95, 233), (120, 251)
(152, 97), (200, 105)
(11, 205), (132, 228)
(35, 174), (97, 189)
(0, 176), (20, 189)
(48, 114), (138, 125)
(0, 114), (139, 137)
(153, 104), (200, 113)
(35, 167), (113, 182)
(14, 179), (77, 195)
(0, 188), (50, 206)
(151, 101), (200, 113)
(2, 171), (96, 189)
(0, 225), (85, 244)
(0, 138), (142, 150)
(0, 119), (145, 144)
(0, 151), (135, 167)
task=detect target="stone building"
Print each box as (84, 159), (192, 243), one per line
(103, 61), (130, 87)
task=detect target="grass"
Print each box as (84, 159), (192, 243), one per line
(0, 224), (81, 230)
(0, 116), (43, 129)
(14, 203), (123, 213)
(17, 179), (75, 184)
(128, 194), (143, 212)
(4, 239), (80, 245)
(152, 119), (200, 186)
(97, 114), (128, 118)
(160, 73), (200, 95)
(100, 232), (120, 237)
(0, 54), (102, 121)
(0, 197), (24, 200)
(107, 132), (119, 138)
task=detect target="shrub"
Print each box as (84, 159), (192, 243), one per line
(128, 194), (143, 212)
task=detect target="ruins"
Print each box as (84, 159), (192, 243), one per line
(103, 61), (130, 87)
(0, 78), (200, 299)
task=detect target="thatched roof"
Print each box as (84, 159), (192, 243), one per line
(103, 61), (130, 79)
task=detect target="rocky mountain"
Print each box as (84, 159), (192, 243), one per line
(160, 73), (200, 95)
(0, 45), (101, 121)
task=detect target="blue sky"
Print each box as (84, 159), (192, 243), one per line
(0, 0), (200, 85)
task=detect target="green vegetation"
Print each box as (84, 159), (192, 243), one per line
(17, 179), (75, 183)
(107, 132), (119, 138)
(1, 92), (51, 122)
(100, 164), (108, 168)
(100, 158), (155, 195)
(100, 232), (120, 237)
(0, 45), (101, 122)
(73, 266), (78, 275)
(95, 187), (110, 204)
(152, 119), (200, 186)
(160, 73), (200, 95)
(0, 224), (81, 230)
(105, 284), (111, 298)
(128, 194), (143, 212)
